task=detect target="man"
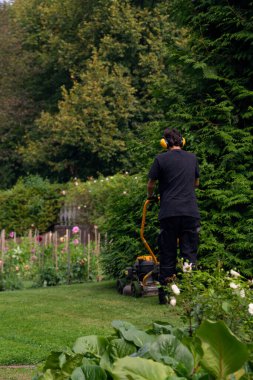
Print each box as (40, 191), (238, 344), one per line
(147, 128), (200, 304)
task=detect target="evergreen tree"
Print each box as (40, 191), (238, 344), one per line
(152, 0), (253, 273)
(0, 3), (36, 188)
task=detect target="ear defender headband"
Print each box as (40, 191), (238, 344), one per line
(160, 136), (186, 149)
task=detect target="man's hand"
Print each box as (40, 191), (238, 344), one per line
(147, 194), (159, 203)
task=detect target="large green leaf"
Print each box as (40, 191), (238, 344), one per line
(182, 336), (204, 370)
(112, 320), (155, 347)
(151, 322), (185, 340)
(72, 336), (109, 357)
(196, 320), (249, 379)
(71, 364), (107, 380)
(109, 338), (137, 359)
(110, 356), (175, 380)
(43, 352), (65, 370)
(100, 339), (137, 371)
(71, 368), (85, 380)
(148, 334), (194, 377)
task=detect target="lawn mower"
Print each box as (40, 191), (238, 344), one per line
(116, 199), (159, 297)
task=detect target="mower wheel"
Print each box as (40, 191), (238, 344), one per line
(131, 281), (143, 298)
(116, 278), (127, 294)
(122, 284), (132, 296)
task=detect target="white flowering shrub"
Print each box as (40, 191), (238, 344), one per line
(165, 262), (253, 342)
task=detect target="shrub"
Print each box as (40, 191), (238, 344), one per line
(165, 262), (253, 342)
(0, 175), (64, 235)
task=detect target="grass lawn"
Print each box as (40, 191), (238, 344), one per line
(0, 280), (179, 370)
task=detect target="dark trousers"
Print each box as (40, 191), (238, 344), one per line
(158, 216), (200, 285)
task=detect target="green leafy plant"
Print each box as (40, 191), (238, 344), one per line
(33, 319), (252, 379)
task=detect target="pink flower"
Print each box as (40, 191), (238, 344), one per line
(31, 255), (37, 262)
(9, 231), (15, 238)
(36, 235), (43, 243)
(72, 226), (80, 234)
(73, 239), (79, 246)
(0, 260), (3, 267)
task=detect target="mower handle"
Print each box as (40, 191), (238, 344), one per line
(140, 199), (159, 265)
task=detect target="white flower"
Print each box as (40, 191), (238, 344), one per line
(240, 289), (245, 298)
(229, 282), (239, 289)
(13, 246), (22, 255)
(230, 269), (240, 278)
(61, 190), (66, 195)
(248, 303), (253, 315)
(183, 262), (192, 273)
(171, 284), (180, 295)
(74, 181), (78, 186)
(123, 191), (127, 195)
(229, 282), (238, 289)
(170, 297), (177, 306)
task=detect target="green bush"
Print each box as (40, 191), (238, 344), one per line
(0, 175), (64, 235)
(166, 262), (253, 342)
(86, 174), (160, 278)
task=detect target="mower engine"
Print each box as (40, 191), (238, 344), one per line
(116, 255), (159, 297)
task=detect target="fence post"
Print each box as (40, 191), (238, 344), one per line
(87, 233), (91, 281)
(53, 232), (58, 271)
(66, 229), (71, 284)
(28, 229), (33, 259)
(1, 229), (5, 273)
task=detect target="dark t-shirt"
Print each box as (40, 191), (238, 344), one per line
(148, 150), (200, 220)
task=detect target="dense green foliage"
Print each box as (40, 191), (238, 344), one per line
(34, 318), (252, 379)
(0, 2), (37, 188)
(0, 0), (252, 275)
(0, 176), (63, 234)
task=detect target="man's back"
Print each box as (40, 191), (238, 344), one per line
(149, 150), (200, 220)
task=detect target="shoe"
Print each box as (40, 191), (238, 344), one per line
(158, 287), (168, 305)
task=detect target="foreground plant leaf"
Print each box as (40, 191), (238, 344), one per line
(110, 356), (175, 380)
(112, 320), (155, 347)
(72, 336), (109, 357)
(196, 320), (248, 379)
(71, 364), (107, 380)
(148, 334), (194, 377)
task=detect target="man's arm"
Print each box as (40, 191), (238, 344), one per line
(195, 178), (199, 188)
(147, 179), (157, 198)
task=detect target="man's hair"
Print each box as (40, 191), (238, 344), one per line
(164, 128), (182, 147)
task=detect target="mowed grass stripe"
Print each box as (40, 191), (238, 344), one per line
(0, 281), (176, 364)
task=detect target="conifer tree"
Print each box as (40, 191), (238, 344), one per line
(153, 0), (253, 273)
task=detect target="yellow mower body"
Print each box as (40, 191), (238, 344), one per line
(117, 199), (160, 297)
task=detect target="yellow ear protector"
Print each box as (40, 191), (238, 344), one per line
(160, 137), (186, 149)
